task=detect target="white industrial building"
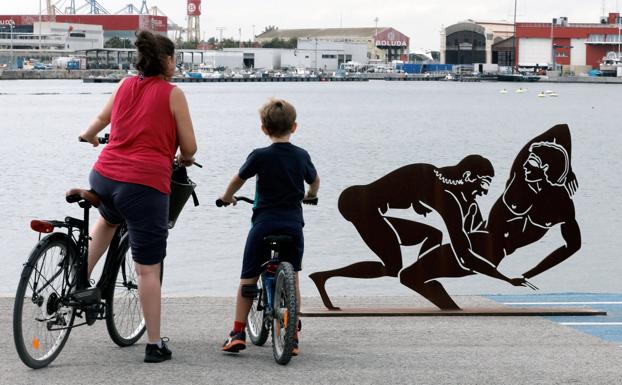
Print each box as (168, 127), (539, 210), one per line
(34, 21), (103, 50)
(179, 50), (243, 68)
(222, 39), (369, 71)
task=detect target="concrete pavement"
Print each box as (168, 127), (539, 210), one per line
(2, 296), (621, 385)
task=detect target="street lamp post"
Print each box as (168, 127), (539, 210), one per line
(10, 23), (14, 69)
(374, 17), (379, 61)
(39, 0), (42, 50)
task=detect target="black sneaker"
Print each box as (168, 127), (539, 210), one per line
(144, 337), (172, 363)
(222, 331), (246, 353)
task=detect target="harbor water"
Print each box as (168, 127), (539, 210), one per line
(0, 79), (620, 298)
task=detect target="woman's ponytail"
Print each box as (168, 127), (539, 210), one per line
(134, 30), (175, 77)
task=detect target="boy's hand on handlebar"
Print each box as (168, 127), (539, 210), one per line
(79, 133), (99, 147)
(303, 193), (318, 205)
(218, 195), (237, 206)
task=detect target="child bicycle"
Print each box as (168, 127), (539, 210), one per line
(13, 134), (200, 369)
(216, 195), (317, 365)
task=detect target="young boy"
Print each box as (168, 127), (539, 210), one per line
(219, 98), (320, 355)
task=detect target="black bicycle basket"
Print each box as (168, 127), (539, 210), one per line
(168, 164), (199, 229)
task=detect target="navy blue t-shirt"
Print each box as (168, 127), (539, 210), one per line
(239, 142), (317, 225)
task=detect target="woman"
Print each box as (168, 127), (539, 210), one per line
(397, 124), (581, 309)
(79, 31), (197, 362)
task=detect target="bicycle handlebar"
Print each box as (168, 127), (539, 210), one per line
(216, 196), (318, 207)
(79, 134), (202, 168)
(79, 134), (109, 144)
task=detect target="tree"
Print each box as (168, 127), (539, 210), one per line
(261, 37), (297, 49)
(104, 36), (132, 48)
(261, 25), (278, 34)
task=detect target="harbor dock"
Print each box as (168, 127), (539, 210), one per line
(1, 295), (621, 384)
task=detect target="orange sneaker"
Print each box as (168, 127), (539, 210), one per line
(222, 331), (246, 353)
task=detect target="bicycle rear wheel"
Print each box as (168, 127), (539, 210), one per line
(271, 262), (297, 365)
(13, 233), (76, 369)
(105, 235), (163, 347)
(247, 276), (269, 346)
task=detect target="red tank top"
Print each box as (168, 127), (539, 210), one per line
(94, 76), (177, 194)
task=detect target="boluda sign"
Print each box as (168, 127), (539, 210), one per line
(0, 19), (16, 27)
(375, 28), (409, 48)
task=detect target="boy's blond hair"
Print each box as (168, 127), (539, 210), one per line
(259, 98), (297, 137)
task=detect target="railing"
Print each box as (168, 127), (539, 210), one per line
(587, 34), (622, 43)
(517, 22), (621, 29)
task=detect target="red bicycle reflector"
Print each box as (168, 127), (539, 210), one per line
(30, 220), (54, 233)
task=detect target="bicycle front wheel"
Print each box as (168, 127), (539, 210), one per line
(105, 235), (163, 347)
(13, 233), (76, 369)
(271, 262), (297, 365)
(247, 276), (269, 346)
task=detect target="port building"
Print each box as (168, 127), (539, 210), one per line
(440, 20), (514, 65)
(0, 14), (167, 42)
(441, 12), (622, 70)
(515, 12), (622, 69)
(255, 27), (410, 62)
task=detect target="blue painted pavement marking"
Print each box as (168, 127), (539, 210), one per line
(486, 293), (622, 345)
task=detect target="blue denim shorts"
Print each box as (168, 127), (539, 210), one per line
(241, 220), (304, 279)
(89, 169), (169, 265)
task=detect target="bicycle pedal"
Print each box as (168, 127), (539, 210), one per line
(70, 287), (101, 304)
(85, 303), (105, 326)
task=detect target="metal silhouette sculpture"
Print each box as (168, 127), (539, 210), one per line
(310, 124), (580, 310)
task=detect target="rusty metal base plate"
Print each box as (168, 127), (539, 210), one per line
(300, 307), (606, 317)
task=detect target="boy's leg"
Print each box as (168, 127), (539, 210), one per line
(223, 276), (259, 353)
(235, 277), (260, 323)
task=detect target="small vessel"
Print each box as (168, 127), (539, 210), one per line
(545, 90), (558, 97)
(599, 52), (622, 77)
(537, 91), (546, 97)
(500, 89), (508, 94)
(515, 87), (527, 93)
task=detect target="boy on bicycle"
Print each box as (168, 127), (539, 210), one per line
(219, 98), (320, 356)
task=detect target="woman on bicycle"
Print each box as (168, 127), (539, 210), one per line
(78, 30), (197, 363)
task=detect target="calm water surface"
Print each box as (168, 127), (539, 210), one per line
(1, 79), (620, 298)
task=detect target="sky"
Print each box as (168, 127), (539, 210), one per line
(0, 0), (618, 50)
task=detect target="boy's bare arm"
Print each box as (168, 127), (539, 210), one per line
(306, 175), (320, 198)
(220, 174), (246, 204)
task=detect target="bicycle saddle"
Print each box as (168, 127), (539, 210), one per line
(264, 235), (293, 244)
(65, 189), (101, 208)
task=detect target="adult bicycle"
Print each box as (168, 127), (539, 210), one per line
(216, 195), (317, 365)
(13, 134), (199, 369)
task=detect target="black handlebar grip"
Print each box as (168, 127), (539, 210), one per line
(215, 199), (229, 207)
(303, 197), (319, 205)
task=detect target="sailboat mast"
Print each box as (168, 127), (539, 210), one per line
(513, 0), (517, 71)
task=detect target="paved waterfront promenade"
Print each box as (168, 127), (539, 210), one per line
(1, 296), (621, 385)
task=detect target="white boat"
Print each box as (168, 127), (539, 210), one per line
(537, 92), (546, 97)
(599, 52), (622, 76)
(515, 87), (527, 93)
(500, 89), (508, 94)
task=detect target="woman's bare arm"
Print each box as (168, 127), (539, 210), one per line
(79, 78), (126, 146)
(170, 86), (197, 164)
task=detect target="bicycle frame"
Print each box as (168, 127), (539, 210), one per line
(260, 258), (281, 320)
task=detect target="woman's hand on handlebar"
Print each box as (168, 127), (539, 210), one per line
(78, 132), (100, 147)
(176, 153), (196, 167)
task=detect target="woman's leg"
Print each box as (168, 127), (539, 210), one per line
(135, 262), (162, 343)
(87, 217), (119, 278)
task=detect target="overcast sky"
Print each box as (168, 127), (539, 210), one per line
(0, 0), (618, 50)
